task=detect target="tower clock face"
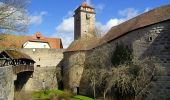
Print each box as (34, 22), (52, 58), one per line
(86, 13), (90, 19)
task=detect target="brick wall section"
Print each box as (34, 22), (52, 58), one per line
(0, 66), (14, 100)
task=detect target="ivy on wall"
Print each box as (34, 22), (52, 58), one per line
(111, 43), (133, 66)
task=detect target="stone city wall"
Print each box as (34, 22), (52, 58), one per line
(18, 48), (64, 67)
(63, 51), (86, 90)
(0, 66), (14, 100)
(17, 49), (64, 91)
(24, 67), (58, 91)
(64, 20), (170, 98)
(99, 20), (170, 71)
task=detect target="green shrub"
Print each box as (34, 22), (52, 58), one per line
(111, 43), (133, 66)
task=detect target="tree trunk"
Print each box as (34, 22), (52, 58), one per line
(103, 88), (109, 100)
(93, 79), (96, 100)
(103, 92), (106, 100)
(93, 86), (96, 100)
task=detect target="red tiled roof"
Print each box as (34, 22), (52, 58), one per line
(99, 4), (170, 45)
(45, 38), (63, 49)
(0, 32), (63, 49)
(66, 38), (100, 52)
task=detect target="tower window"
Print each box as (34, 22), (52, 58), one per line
(149, 36), (153, 42)
(86, 13), (90, 19)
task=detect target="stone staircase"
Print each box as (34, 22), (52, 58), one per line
(144, 76), (170, 100)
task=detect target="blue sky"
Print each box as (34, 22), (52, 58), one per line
(27, 0), (170, 48)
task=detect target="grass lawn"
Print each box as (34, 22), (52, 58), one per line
(72, 95), (93, 100)
(32, 89), (93, 100)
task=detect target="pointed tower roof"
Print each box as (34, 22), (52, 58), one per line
(81, 2), (93, 9)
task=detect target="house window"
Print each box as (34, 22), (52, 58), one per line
(37, 65), (40, 67)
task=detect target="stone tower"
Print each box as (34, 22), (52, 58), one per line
(74, 2), (96, 40)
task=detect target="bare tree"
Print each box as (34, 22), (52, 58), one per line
(85, 48), (110, 99)
(0, 0), (29, 33)
(102, 59), (166, 100)
(95, 26), (103, 37)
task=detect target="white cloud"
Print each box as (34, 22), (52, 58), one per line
(67, 10), (74, 17)
(51, 32), (74, 48)
(96, 18), (125, 36)
(96, 8), (139, 36)
(144, 7), (152, 12)
(54, 9), (75, 48)
(56, 17), (74, 34)
(118, 8), (139, 19)
(86, 0), (105, 12)
(95, 4), (105, 11)
(60, 34), (74, 48)
(29, 11), (47, 25)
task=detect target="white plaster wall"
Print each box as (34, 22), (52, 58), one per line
(23, 41), (50, 48)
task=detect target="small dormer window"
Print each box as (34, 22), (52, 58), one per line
(37, 37), (40, 39)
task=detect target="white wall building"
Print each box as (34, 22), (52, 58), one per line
(23, 41), (50, 48)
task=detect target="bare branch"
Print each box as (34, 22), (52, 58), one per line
(0, 0), (29, 33)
